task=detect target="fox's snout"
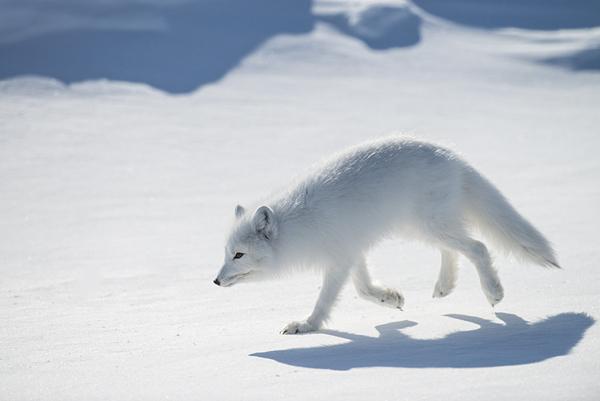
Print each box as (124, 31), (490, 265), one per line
(213, 278), (221, 286)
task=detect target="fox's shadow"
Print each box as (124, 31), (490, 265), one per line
(251, 313), (594, 370)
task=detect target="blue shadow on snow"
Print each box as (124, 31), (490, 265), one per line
(410, 1), (600, 71)
(412, 0), (600, 30)
(4, 0), (597, 91)
(251, 312), (594, 370)
(0, 0), (421, 94)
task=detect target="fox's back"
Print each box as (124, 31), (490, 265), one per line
(307, 138), (462, 202)
(286, 138), (466, 244)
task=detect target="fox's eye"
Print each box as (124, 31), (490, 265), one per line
(233, 252), (245, 260)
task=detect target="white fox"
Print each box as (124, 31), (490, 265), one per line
(214, 137), (559, 334)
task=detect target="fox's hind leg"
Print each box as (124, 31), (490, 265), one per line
(433, 249), (458, 298)
(352, 259), (404, 310)
(437, 235), (504, 306)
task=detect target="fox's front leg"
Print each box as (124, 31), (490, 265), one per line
(352, 259), (404, 309)
(281, 266), (349, 335)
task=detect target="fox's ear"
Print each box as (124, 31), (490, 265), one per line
(252, 205), (277, 240)
(235, 205), (245, 218)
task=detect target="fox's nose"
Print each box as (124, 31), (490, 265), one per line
(213, 278), (221, 286)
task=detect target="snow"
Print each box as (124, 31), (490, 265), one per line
(1, 1), (600, 400)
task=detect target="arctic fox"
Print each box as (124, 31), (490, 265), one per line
(214, 137), (559, 334)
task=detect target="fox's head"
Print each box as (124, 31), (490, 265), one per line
(213, 205), (278, 287)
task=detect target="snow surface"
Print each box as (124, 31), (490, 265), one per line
(1, 1), (600, 400)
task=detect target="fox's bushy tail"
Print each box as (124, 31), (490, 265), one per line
(462, 167), (560, 268)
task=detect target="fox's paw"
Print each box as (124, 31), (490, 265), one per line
(433, 278), (455, 298)
(379, 288), (405, 310)
(281, 320), (318, 335)
(482, 277), (504, 306)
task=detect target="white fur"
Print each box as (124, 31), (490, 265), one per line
(214, 137), (559, 334)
